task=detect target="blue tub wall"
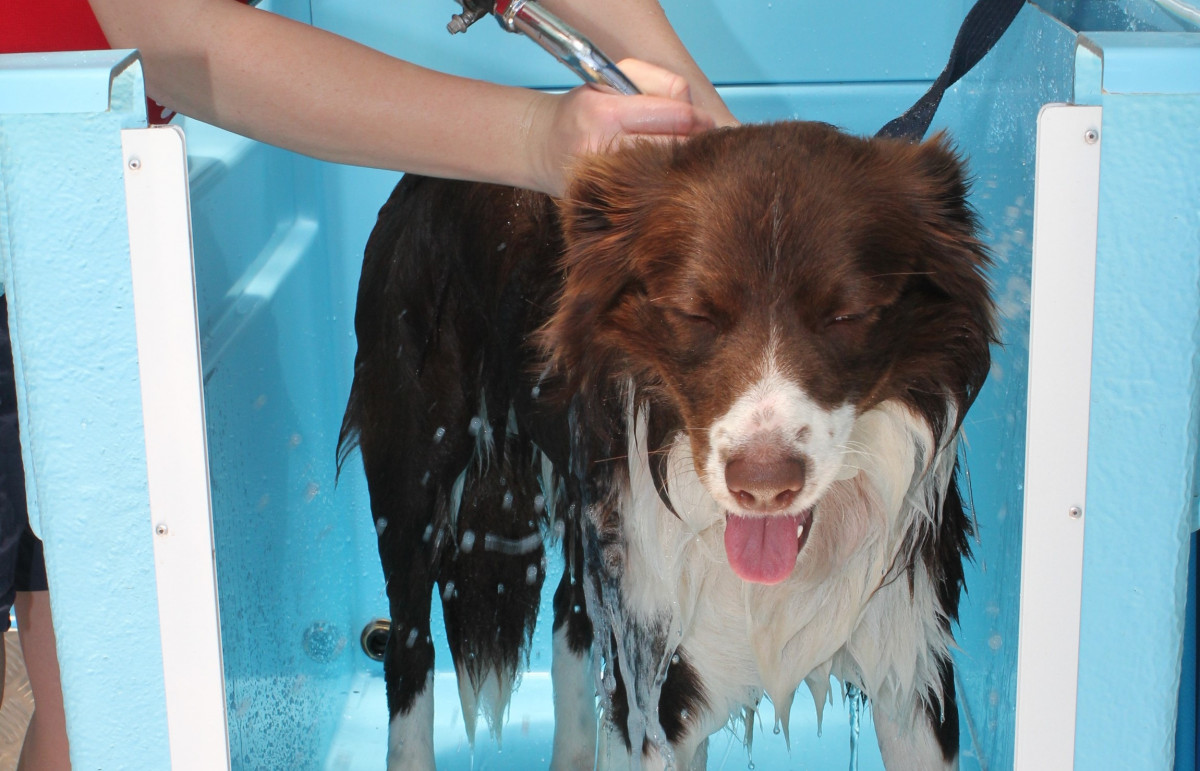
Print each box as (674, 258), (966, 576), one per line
(194, 1), (1196, 768)
(189, 126), (367, 765)
(1069, 32), (1200, 769)
(932, 6), (1080, 768)
(0, 52), (173, 767)
(311, 0), (973, 89)
(0, 1), (1196, 769)
(306, 5), (1200, 768)
(240, 2), (997, 767)
(177, 2), (376, 765)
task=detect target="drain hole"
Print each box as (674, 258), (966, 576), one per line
(361, 618), (390, 662)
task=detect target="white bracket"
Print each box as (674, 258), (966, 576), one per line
(122, 126), (230, 770)
(1013, 103), (1103, 770)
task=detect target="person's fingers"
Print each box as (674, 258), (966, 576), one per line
(612, 97), (715, 138)
(613, 58), (692, 103)
(529, 65), (720, 196)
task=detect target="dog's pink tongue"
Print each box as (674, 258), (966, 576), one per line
(724, 512), (803, 585)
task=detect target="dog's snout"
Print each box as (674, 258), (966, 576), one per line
(725, 450), (806, 512)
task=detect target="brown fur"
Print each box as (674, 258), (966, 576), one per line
(339, 120), (995, 768)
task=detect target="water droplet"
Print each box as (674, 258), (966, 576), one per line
(502, 491), (514, 510)
(772, 724), (780, 735)
(468, 417), (483, 436)
(461, 530), (476, 553)
(525, 565), (538, 584)
(572, 604), (581, 613)
(375, 518), (388, 536)
(531, 385), (541, 399)
(680, 708), (689, 719)
(304, 482), (320, 502)
(420, 471), (431, 486)
(433, 426), (446, 443)
(422, 524), (433, 542)
(497, 242), (507, 252)
(442, 581), (455, 601)
(670, 654), (680, 665)
(405, 628), (419, 649)
(534, 495), (545, 514)
(497, 583), (505, 594)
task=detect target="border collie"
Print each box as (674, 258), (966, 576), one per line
(339, 121), (995, 770)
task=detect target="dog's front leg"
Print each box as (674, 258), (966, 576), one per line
(874, 708), (959, 771)
(587, 552), (686, 767)
(872, 661), (960, 771)
(550, 528), (599, 771)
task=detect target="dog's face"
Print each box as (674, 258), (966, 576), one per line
(545, 122), (993, 584)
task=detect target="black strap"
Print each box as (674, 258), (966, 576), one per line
(877, 0), (1026, 140)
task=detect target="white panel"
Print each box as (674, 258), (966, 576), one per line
(1013, 104), (1103, 769)
(122, 126), (230, 770)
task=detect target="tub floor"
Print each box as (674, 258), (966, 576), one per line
(323, 669), (890, 770)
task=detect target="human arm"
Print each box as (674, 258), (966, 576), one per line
(88, 0), (727, 197)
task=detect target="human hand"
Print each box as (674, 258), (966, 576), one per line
(521, 58), (719, 197)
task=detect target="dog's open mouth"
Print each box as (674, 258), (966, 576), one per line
(723, 508), (814, 585)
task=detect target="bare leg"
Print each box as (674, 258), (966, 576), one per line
(15, 590), (69, 770)
(0, 629), (7, 712)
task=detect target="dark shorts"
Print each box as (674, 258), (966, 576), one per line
(0, 294), (47, 634)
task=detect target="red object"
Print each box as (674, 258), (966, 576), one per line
(2, 0), (249, 124)
(0, 0), (111, 54)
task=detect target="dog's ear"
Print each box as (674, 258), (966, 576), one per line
(558, 141), (676, 246)
(903, 133), (998, 423)
(910, 133), (990, 276)
(540, 142), (675, 397)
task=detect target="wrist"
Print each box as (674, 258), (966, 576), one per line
(514, 89), (563, 197)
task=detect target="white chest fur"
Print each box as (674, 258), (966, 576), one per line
(614, 399), (956, 748)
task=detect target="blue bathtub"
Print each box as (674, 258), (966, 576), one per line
(0, 1), (1198, 768)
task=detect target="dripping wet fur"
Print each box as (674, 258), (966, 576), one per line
(339, 121), (996, 770)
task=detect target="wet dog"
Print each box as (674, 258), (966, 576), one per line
(339, 121), (995, 770)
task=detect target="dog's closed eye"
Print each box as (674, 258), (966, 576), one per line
(826, 308), (876, 325)
(669, 307), (721, 337)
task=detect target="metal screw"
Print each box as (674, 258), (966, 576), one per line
(155, 523), (169, 536)
(1068, 506), (1083, 519)
(128, 157), (142, 170)
(1083, 129), (1099, 145)
(446, 8), (485, 34)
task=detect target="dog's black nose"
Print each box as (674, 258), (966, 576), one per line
(725, 451), (806, 512)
